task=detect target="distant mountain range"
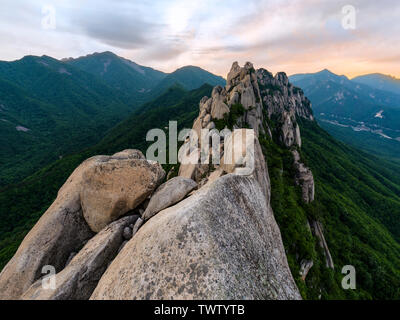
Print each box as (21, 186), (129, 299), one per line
(0, 52), (225, 185)
(290, 70), (400, 160)
(353, 73), (400, 95)
(64, 52), (225, 104)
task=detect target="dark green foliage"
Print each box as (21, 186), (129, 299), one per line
(214, 103), (246, 130)
(0, 84), (213, 270)
(0, 55), (139, 185)
(65, 51), (166, 105)
(318, 120), (400, 162)
(149, 66), (225, 98)
(259, 118), (400, 299)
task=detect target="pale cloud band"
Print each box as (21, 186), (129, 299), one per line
(1, 0), (399, 78)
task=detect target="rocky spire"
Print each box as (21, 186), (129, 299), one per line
(179, 61), (315, 203)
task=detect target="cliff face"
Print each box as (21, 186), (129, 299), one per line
(0, 62), (325, 300)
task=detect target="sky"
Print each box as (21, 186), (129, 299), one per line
(1, 0), (399, 78)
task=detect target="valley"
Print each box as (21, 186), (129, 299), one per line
(290, 69), (400, 161)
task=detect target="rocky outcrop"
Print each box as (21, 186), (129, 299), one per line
(257, 69), (313, 121)
(0, 150), (164, 299)
(91, 174), (301, 300)
(310, 220), (334, 269)
(221, 129), (270, 200)
(257, 68), (312, 148)
(299, 259), (314, 281)
(81, 150), (165, 232)
(292, 150), (315, 203)
(21, 215), (138, 300)
(178, 62), (268, 186)
(142, 177), (197, 221)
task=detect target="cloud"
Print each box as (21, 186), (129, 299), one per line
(0, 0), (399, 77)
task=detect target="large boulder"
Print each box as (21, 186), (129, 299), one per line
(142, 177), (197, 221)
(21, 215), (138, 300)
(0, 149), (164, 299)
(90, 174), (301, 300)
(80, 154), (165, 232)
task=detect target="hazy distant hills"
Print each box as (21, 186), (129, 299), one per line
(0, 52), (225, 185)
(353, 73), (400, 95)
(290, 70), (400, 160)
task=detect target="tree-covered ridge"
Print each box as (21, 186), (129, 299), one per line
(0, 55), (137, 185)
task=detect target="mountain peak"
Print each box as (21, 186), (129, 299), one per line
(317, 68), (335, 75)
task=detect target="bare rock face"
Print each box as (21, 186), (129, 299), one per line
(179, 62), (268, 184)
(90, 174), (301, 300)
(257, 68), (313, 148)
(257, 68), (313, 121)
(292, 150), (315, 203)
(310, 220), (334, 269)
(142, 177), (197, 221)
(280, 111), (302, 147)
(299, 259), (314, 281)
(222, 129), (270, 200)
(21, 215), (137, 300)
(210, 86), (230, 120)
(80, 154), (165, 232)
(0, 149), (164, 299)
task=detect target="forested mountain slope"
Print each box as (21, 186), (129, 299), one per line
(1, 77), (400, 299)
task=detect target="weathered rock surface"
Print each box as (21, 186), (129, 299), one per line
(292, 150), (315, 203)
(222, 129), (270, 200)
(90, 174), (301, 300)
(0, 149), (164, 299)
(143, 177), (197, 221)
(123, 226), (133, 240)
(81, 153), (165, 232)
(178, 62), (268, 185)
(310, 220), (334, 269)
(299, 259), (314, 281)
(1, 62), (320, 301)
(21, 215), (137, 300)
(257, 68), (313, 121)
(257, 68), (313, 147)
